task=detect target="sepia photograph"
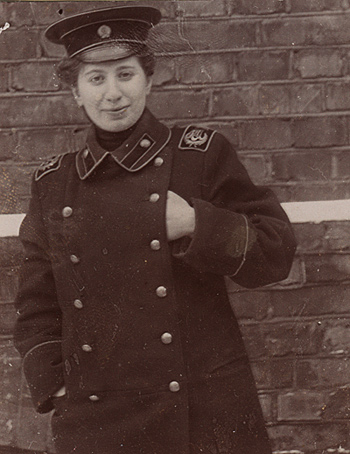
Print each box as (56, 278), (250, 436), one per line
(0, 1), (350, 453)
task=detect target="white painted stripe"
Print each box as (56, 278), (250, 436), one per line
(0, 200), (350, 238)
(0, 214), (25, 237)
(282, 199), (350, 224)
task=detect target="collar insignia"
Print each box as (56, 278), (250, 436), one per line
(179, 125), (216, 152)
(34, 154), (65, 181)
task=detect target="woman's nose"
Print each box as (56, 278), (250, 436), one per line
(105, 78), (122, 101)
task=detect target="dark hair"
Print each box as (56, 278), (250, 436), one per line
(56, 43), (156, 88)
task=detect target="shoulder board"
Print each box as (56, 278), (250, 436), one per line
(34, 154), (67, 182)
(178, 125), (216, 152)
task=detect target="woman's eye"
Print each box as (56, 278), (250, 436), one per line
(89, 75), (104, 84)
(118, 71), (133, 80)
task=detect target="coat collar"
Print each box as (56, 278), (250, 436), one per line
(76, 108), (171, 180)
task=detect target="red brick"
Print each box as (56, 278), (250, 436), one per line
(268, 423), (350, 451)
(0, 303), (16, 335)
(10, 62), (59, 93)
(278, 391), (324, 421)
(0, 238), (23, 267)
(0, 132), (16, 161)
(16, 129), (77, 162)
(271, 152), (332, 182)
(152, 58), (176, 87)
(270, 257), (306, 288)
(273, 181), (350, 202)
(270, 285), (350, 317)
(180, 20), (257, 51)
(258, 393), (274, 422)
(240, 324), (268, 358)
(322, 387), (350, 420)
(323, 321), (350, 355)
(294, 49), (343, 78)
(0, 268), (19, 303)
(262, 321), (323, 356)
(0, 95), (86, 128)
(0, 64), (9, 92)
(238, 51), (289, 82)
(262, 16), (350, 47)
(212, 86), (259, 117)
(304, 253), (350, 283)
(259, 85), (290, 115)
(292, 223), (326, 252)
(296, 360), (319, 388)
(0, 341), (22, 406)
(229, 290), (270, 320)
(239, 155), (268, 184)
(147, 90), (210, 120)
(336, 150), (350, 179)
(252, 359), (294, 389)
(326, 82), (350, 110)
(175, 0), (226, 16)
(292, 117), (348, 148)
(205, 123), (239, 147)
(176, 54), (233, 85)
(0, 30), (39, 60)
(0, 399), (17, 445)
(318, 358), (350, 387)
(228, 0), (285, 14)
(240, 119), (293, 150)
(14, 405), (52, 452)
(289, 0), (347, 12)
(324, 222), (350, 251)
(290, 84), (323, 114)
(0, 165), (32, 214)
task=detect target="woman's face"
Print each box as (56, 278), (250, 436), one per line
(73, 56), (152, 132)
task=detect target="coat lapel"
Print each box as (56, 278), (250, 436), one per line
(76, 109), (171, 179)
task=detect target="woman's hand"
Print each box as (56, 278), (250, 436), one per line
(53, 385), (66, 398)
(166, 191), (195, 241)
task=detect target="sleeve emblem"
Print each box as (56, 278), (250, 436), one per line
(179, 125), (216, 152)
(34, 154), (65, 181)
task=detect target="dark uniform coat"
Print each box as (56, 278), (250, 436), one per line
(14, 108), (296, 454)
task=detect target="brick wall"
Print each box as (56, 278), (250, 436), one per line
(1, 1), (350, 453)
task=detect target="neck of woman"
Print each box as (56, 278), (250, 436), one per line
(94, 110), (145, 151)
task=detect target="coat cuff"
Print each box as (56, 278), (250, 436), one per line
(172, 198), (251, 275)
(22, 340), (64, 413)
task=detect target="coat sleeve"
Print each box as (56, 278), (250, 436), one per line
(172, 132), (297, 288)
(14, 177), (64, 413)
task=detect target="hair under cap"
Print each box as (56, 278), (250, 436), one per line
(45, 6), (161, 61)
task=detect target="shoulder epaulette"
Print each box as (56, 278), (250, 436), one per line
(34, 153), (67, 182)
(178, 125), (216, 152)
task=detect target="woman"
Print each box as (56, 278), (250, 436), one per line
(14, 6), (296, 454)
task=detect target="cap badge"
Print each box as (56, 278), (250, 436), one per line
(97, 25), (112, 39)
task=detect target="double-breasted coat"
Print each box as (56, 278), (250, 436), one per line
(14, 108), (296, 454)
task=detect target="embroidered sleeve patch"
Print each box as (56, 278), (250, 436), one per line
(179, 125), (216, 152)
(34, 154), (65, 181)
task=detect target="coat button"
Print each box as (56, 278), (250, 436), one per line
(83, 149), (89, 159)
(70, 254), (80, 264)
(154, 157), (164, 167)
(150, 240), (161, 251)
(169, 381), (180, 392)
(140, 138), (152, 148)
(161, 332), (173, 344)
(82, 344), (92, 352)
(62, 206), (73, 218)
(74, 299), (83, 309)
(89, 395), (100, 402)
(149, 193), (160, 203)
(156, 286), (167, 298)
